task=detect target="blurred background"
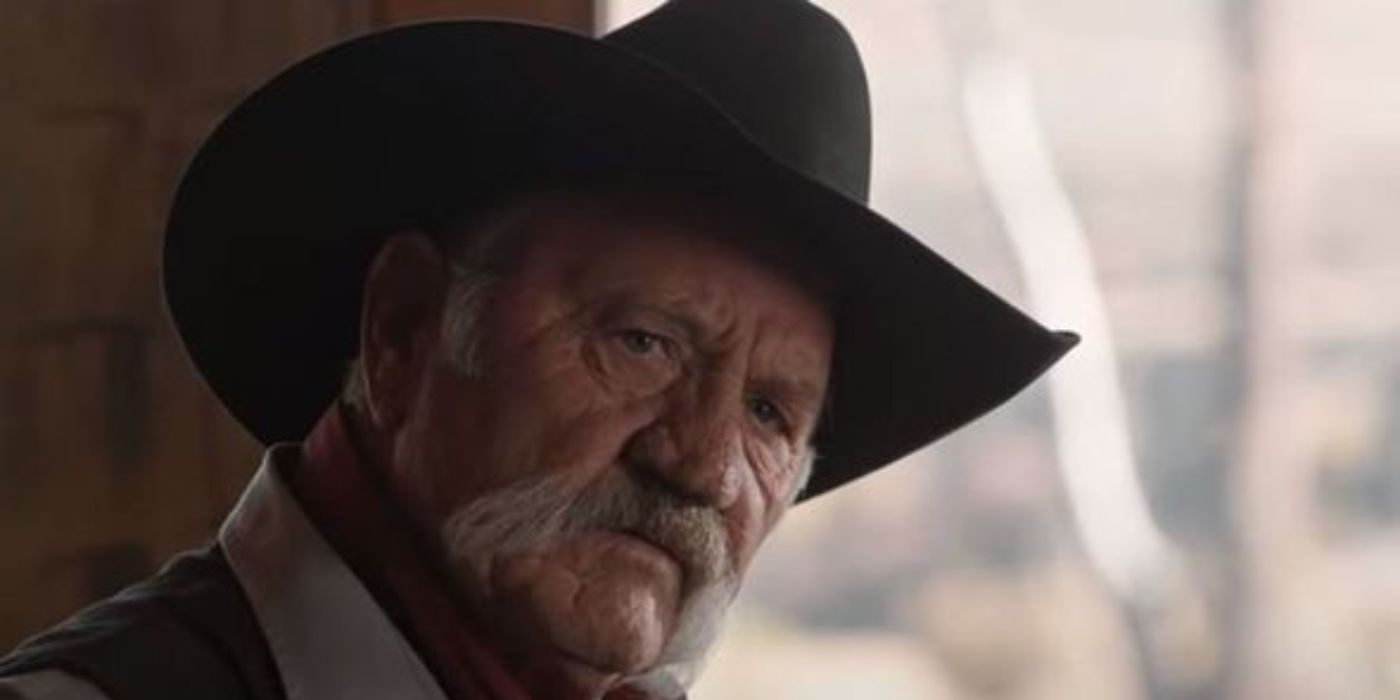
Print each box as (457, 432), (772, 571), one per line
(2, 0), (1398, 698)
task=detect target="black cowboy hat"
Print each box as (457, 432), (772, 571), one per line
(163, 0), (1077, 500)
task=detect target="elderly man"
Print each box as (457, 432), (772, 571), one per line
(0, 1), (1074, 699)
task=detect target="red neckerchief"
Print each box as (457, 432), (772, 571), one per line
(291, 404), (533, 700)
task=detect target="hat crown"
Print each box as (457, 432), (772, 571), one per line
(163, 8), (1072, 501)
(606, 0), (872, 202)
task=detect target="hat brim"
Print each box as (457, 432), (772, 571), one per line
(163, 21), (1076, 501)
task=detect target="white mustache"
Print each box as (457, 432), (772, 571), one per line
(441, 470), (732, 590)
(440, 470), (739, 697)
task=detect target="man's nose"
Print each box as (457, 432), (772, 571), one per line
(623, 390), (744, 510)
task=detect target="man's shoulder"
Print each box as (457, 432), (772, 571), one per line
(0, 669), (108, 700)
(0, 545), (283, 700)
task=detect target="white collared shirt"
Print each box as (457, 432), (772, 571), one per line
(0, 445), (450, 700)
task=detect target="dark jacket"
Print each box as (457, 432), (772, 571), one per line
(0, 545), (284, 700)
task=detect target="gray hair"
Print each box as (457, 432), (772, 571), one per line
(340, 199), (529, 408)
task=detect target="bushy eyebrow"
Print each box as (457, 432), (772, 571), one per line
(599, 296), (724, 348)
(641, 304), (708, 347)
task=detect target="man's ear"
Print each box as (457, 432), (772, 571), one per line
(358, 232), (450, 433)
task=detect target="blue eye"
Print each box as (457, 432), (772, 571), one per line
(619, 329), (663, 355)
(746, 395), (784, 429)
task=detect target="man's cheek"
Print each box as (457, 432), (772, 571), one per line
(724, 466), (776, 574)
(489, 534), (683, 674)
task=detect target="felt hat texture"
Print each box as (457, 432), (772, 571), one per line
(163, 0), (1077, 500)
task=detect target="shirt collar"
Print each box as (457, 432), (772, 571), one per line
(291, 406), (534, 700)
(219, 445), (451, 700)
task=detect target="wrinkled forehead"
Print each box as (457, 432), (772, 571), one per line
(448, 182), (836, 314)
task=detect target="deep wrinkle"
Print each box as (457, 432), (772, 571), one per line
(359, 190), (834, 697)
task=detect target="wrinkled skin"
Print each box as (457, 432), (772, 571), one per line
(355, 192), (833, 698)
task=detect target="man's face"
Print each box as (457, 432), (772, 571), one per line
(370, 193), (833, 688)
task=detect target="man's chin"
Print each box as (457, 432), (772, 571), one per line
(486, 540), (683, 675)
(540, 596), (670, 677)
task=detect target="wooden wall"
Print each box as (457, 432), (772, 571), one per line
(0, 0), (594, 650)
